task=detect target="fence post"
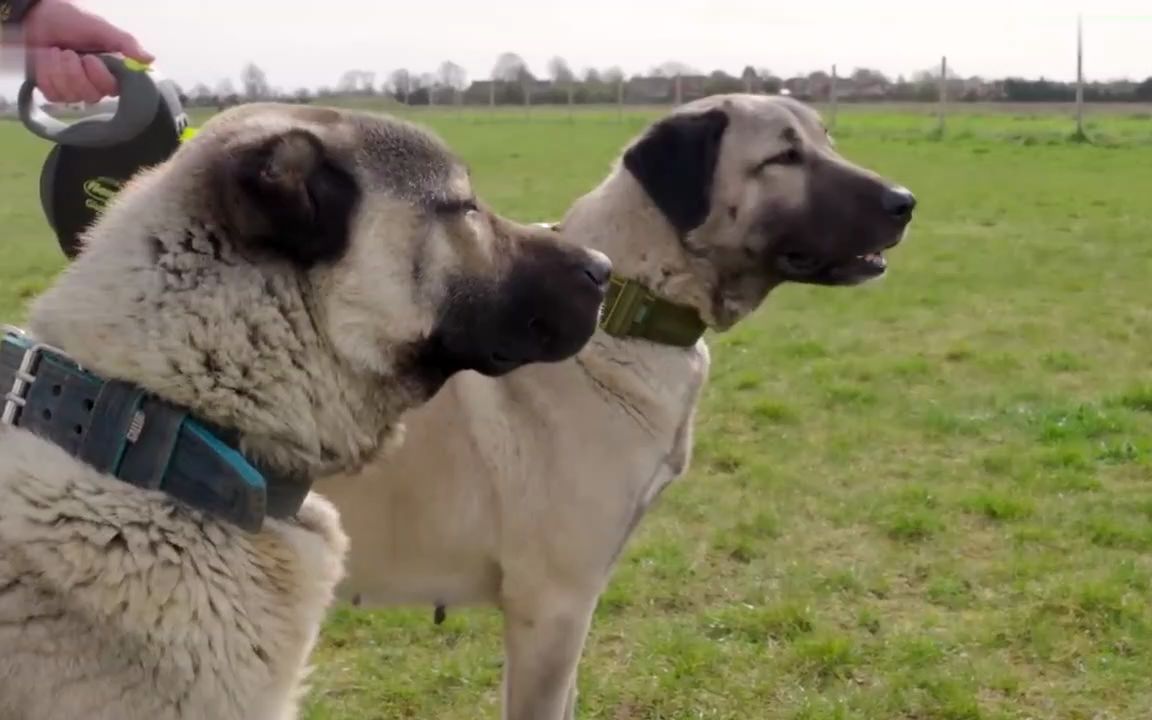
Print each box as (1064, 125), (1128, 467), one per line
(617, 78), (624, 122)
(829, 64), (838, 131)
(937, 55), (948, 138)
(1075, 14), (1086, 140)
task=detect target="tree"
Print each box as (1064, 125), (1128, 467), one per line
(741, 65), (758, 92)
(651, 61), (695, 78)
(188, 83), (213, 101)
(1137, 76), (1152, 101)
(405, 72), (436, 104)
(603, 66), (625, 85)
(240, 62), (271, 100)
(548, 56), (575, 84)
(706, 70), (743, 95)
(758, 68), (783, 94)
(213, 78), (239, 108)
(338, 71), (357, 94)
(338, 70), (376, 95)
(492, 52), (529, 82)
(806, 69), (832, 98)
(582, 67), (602, 85)
(851, 67), (891, 86)
(389, 68), (412, 103)
(437, 61), (468, 93)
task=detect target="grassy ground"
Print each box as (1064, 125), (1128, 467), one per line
(2, 105), (1152, 719)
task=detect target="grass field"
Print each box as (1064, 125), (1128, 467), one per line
(2, 104), (1152, 719)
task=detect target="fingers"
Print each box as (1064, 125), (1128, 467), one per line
(81, 54), (119, 98)
(58, 49), (104, 104)
(34, 48), (112, 104)
(31, 47), (65, 103)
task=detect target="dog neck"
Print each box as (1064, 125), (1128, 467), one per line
(562, 167), (723, 331)
(23, 215), (408, 490)
(550, 169), (715, 427)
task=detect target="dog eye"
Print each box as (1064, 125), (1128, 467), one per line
(433, 199), (479, 216)
(757, 148), (803, 171)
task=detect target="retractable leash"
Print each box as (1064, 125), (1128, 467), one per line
(18, 53), (196, 259)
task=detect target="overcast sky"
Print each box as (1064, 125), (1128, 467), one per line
(2, 0), (1150, 97)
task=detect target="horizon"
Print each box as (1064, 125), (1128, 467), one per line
(1, 0), (1151, 99)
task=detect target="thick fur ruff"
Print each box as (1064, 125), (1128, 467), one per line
(0, 430), (347, 720)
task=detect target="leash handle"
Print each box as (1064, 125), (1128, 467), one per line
(17, 53), (161, 148)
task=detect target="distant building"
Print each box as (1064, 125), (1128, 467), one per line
(626, 76), (672, 103)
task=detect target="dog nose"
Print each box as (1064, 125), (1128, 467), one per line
(882, 186), (916, 221)
(581, 249), (613, 290)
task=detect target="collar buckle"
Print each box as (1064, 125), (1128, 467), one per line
(600, 278), (653, 338)
(2, 326), (76, 426)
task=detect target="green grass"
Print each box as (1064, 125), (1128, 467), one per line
(3, 104), (1152, 718)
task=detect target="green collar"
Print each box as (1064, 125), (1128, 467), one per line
(599, 277), (708, 348)
(531, 223), (708, 348)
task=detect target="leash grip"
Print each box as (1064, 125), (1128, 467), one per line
(17, 53), (161, 148)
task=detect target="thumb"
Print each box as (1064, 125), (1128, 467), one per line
(83, 16), (155, 64)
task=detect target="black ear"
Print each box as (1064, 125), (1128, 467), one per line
(233, 129), (361, 267)
(622, 108), (730, 234)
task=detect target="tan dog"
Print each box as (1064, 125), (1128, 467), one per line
(325, 94), (917, 719)
(0, 102), (610, 720)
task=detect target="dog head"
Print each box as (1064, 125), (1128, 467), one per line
(28, 103), (610, 476)
(204, 103), (612, 383)
(607, 93), (914, 330)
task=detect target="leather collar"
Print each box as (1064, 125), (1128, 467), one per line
(0, 326), (308, 532)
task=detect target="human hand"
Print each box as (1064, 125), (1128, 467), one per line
(21, 0), (155, 103)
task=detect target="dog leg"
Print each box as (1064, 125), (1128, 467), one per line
(500, 592), (598, 720)
(561, 673), (579, 720)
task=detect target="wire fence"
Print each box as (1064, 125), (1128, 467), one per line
(318, 94), (1152, 147)
(280, 47), (1152, 146)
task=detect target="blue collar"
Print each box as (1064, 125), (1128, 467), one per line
(0, 326), (309, 532)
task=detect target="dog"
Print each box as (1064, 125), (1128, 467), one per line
(322, 93), (917, 720)
(0, 102), (611, 720)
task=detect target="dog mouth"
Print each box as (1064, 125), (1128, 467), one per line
(484, 352), (525, 376)
(776, 244), (897, 287)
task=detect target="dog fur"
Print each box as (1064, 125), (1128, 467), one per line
(0, 102), (609, 720)
(323, 94), (917, 720)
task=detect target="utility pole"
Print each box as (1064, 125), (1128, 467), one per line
(1075, 14), (1086, 140)
(937, 55), (948, 137)
(829, 64), (838, 131)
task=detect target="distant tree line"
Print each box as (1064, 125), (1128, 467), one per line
(177, 55), (1152, 109)
(4, 53), (1152, 114)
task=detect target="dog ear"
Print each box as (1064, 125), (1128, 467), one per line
(622, 108), (730, 234)
(232, 129), (361, 267)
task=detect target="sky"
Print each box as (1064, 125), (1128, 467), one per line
(2, 0), (1151, 98)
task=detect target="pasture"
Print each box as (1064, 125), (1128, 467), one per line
(2, 103), (1151, 719)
